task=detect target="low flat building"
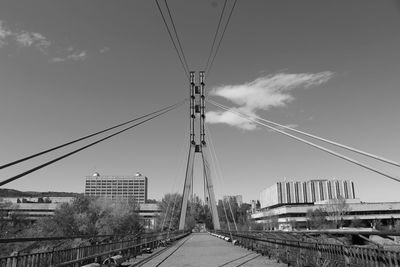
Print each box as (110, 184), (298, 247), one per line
(260, 180), (355, 209)
(138, 203), (161, 230)
(252, 199), (400, 229)
(0, 197), (74, 204)
(0, 202), (60, 221)
(0, 200), (160, 229)
(252, 180), (400, 230)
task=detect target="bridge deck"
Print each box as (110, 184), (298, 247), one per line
(133, 233), (285, 267)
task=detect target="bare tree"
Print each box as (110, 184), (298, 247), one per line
(324, 196), (350, 228)
(306, 208), (328, 229)
(157, 193), (182, 231)
(0, 199), (12, 238)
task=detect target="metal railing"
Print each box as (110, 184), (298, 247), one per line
(216, 230), (400, 267)
(0, 230), (190, 267)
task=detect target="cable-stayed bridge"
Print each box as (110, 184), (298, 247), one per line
(1, 1), (400, 266)
(1, 70), (400, 266)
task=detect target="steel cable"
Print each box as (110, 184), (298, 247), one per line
(208, 99), (400, 183)
(206, 0), (238, 76)
(205, 124), (238, 231)
(155, 0), (190, 79)
(204, 0), (228, 72)
(164, 0), (190, 74)
(0, 101), (186, 170)
(0, 100), (186, 187)
(207, 99), (400, 168)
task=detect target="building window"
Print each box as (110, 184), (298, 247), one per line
(320, 181), (324, 201)
(303, 183), (307, 203)
(336, 181), (340, 197)
(344, 182), (349, 198)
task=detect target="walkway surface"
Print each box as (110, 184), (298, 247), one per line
(135, 233), (286, 267)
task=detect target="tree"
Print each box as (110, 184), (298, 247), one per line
(0, 199), (12, 238)
(370, 218), (383, 230)
(50, 196), (142, 236)
(52, 202), (79, 235)
(203, 205), (214, 230)
(349, 217), (367, 228)
(249, 221), (264, 231)
(157, 193), (182, 231)
(217, 200), (234, 230)
(217, 199), (252, 231)
(394, 220), (400, 231)
(323, 196), (350, 228)
(269, 215), (279, 230)
(95, 199), (142, 235)
(306, 208), (328, 229)
(237, 203), (251, 226)
(157, 193), (215, 231)
(186, 195), (210, 229)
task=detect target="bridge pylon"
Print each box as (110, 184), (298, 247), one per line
(179, 71), (220, 230)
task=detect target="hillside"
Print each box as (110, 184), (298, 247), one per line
(0, 188), (81, 198)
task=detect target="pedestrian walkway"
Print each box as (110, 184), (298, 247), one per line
(136, 233), (286, 267)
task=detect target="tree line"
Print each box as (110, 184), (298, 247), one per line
(156, 193), (253, 231)
(0, 196), (144, 257)
(1, 196), (143, 239)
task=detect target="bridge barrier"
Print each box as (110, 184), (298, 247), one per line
(0, 230), (190, 267)
(80, 264), (100, 267)
(215, 230), (400, 267)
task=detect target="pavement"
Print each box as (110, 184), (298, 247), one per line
(136, 233), (286, 267)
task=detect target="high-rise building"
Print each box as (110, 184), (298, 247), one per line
(259, 179), (355, 209)
(85, 172), (148, 203)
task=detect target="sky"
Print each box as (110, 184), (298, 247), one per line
(0, 0), (400, 203)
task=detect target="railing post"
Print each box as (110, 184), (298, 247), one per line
(93, 242), (99, 264)
(317, 244), (322, 267)
(286, 245), (290, 266)
(298, 241), (304, 266)
(377, 248), (384, 267)
(49, 248), (55, 266)
(11, 252), (18, 267)
(343, 246), (350, 267)
(74, 246), (81, 267)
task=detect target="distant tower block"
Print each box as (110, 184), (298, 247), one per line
(85, 172), (148, 203)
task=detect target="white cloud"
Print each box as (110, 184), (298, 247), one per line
(51, 50), (87, 62)
(0, 20), (51, 54)
(207, 107), (257, 130)
(15, 32), (51, 52)
(15, 32), (35, 46)
(0, 21), (12, 39)
(0, 20), (12, 47)
(70, 51), (87, 60)
(0, 20), (88, 62)
(206, 72), (334, 130)
(99, 47), (110, 53)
